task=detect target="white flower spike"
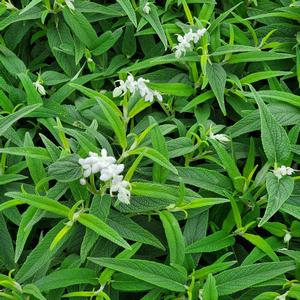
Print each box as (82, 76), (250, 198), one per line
(78, 150), (131, 204)
(113, 80), (127, 97)
(113, 74), (162, 102)
(173, 27), (206, 58)
(110, 175), (131, 204)
(273, 165), (295, 180)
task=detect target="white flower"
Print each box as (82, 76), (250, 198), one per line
(177, 35), (192, 49)
(284, 231), (292, 244)
(113, 74), (162, 102)
(173, 27), (206, 58)
(33, 80), (46, 96)
(100, 163), (124, 181)
(125, 74), (137, 94)
(78, 150), (131, 204)
(194, 28), (207, 42)
(145, 90), (154, 102)
(143, 1), (151, 14)
(275, 292), (288, 300)
(78, 150), (116, 178)
(65, 0), (75, 10)
(118, 188), (131, 204)
(273, 165), (295, 180)
(110, 175), (131, 204)
(137, 77), (150, 97)
(113, 80), (127, 97)
(80, 178), (86, 185)
(153, 90), (162, 102)
(209, 131), (230, 143)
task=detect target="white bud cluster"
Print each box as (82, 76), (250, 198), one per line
(173, 28), (206, 58)
(143, 1), (151, 14)
(78, 149), (131, 204)
(273, 165), (295, 180)
(113, 74), (162, 102)
(33, 80), (46, 96)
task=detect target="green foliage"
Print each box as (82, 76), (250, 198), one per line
(0, 0), (299, 299)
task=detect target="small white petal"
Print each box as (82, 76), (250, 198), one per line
(83, 168), (92, 178)
(145, 91), (154, 102)
(143, 2), (151, 14)
(80, 178), (87, 185)
(153, 91), (162, 102)
(273, 165), (295, 179)
(284, 231), (292, 243)
(113, 87), (122, 97)
(33, 81), (46, 95)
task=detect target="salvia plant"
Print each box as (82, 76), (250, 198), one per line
(1, 0), (300, 299)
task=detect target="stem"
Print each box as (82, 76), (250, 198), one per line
(182, 0), (194, 25)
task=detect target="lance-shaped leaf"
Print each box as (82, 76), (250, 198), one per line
(207, 63), (227, 115)
(88, 258), (186, 292)
(259, 172), (294, 226)
(252, 86), (291, 164)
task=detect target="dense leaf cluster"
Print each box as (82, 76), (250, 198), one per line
(0, 0), (300, 299)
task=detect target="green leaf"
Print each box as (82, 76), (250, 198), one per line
(210, 140), (243, 192)
(24, 132), (47, 188)
(253, 87), (291, 164)
(159, 211), (185, 265)
(181, 90), (215, 112)
(5, 192), (70, 217)
(99, 242), (142, 285)
(203, 274), (218, 300)
(178, 198), (229, 210)
(17, 73), (43, 104)
(23, 284), (46, 300)
(35, 268), (98, 291)
(0, 104), (41, 137)
(15, 207), (44, 263)
(171, 167), (233, 196)
(116, 0), (137, 27)
(92, 28), (123, 56)
(215, 261), (295, 295)
(140, 3), (167, 49)
(109, 210), (165, 250)
(242, 233), (279, 262)
(15, 221), (70, 283)
(206, 63), (227, 115)
(48, 155), (82, 182)
(77, 213), (130, 249)
(227, 51), (294, 64)
(186, 231), (235, 253)
(244, 90), (300, 109)
(0, 214), (15, 270)
(128, 147), (178, 175)
(149, 117), (169, 183)
(131, 182), (199, 203)
(0, 147), (51, 161)
(62, 7), (98, 49)
(88, 258), (186, 292)
(0, 45), (27, 74)
(0, 174), (26, 185)
(96, 98), (127, 150)
(259, 173), (294, 226)
(240, 71), (292, 85)
(147, 82), (194, 97)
